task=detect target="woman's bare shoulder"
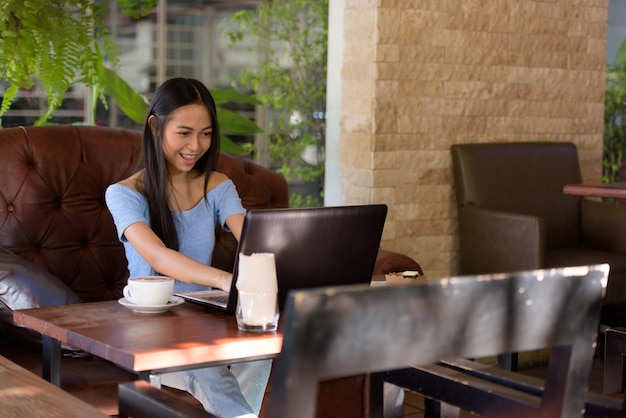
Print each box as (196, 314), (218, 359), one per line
(208, 171), (230, 189)
(118, 170), (144, 191)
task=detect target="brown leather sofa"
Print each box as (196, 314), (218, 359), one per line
(0, 125), (421, 416)
(451, 142), (626, 326)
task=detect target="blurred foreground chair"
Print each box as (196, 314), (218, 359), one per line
(118, 264), (616, 418)
(267, 264), (612, 418)
(451, 142), (626, 328)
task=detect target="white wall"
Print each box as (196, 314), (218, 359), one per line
(324, 0), (344, 206)
(607, 0), (626, 63)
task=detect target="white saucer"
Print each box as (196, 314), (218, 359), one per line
(118, 296), (184, 314)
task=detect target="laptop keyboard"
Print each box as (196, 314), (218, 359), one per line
(210, 294), (230, 305)
(175, 290), (230, 308)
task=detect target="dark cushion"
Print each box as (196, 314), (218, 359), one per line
(373, 249), (423, 276)
(0, 247), (81, 347)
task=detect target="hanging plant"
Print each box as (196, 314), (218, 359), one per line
(0, 0), (260, 155)
(0, 0), (155, 125)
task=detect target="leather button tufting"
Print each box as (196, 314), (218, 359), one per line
(7, 204), (15, 212)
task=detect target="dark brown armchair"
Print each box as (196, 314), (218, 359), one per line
(451, 142), (626, 326)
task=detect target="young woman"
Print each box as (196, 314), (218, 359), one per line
(105, 78), (270, 417)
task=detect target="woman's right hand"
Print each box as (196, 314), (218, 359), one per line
(214, 271), (233, 292)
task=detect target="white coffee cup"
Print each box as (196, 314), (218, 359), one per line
(123, 276), (174, 306)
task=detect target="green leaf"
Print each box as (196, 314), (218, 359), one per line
(211, 89), (262, 106)
(117, 0), (160, 19)
(219, 134), (248, 156)
(217, 107), (262, 134)
(97, 66), (149, 123)
(0, 84), (19, 119)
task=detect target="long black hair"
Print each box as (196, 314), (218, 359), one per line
(141, 78), (220, 251)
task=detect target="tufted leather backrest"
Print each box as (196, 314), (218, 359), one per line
(0, 125), (289, 302)
(451, 142), (583, 249)
(0, 125), (141, 302)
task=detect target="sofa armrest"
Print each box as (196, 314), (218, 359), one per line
(582, 198), (626, 254)
(458, 205), (545, 274)
(0, 247), (82, 310)
(373, 249), (423, 276)
(0, 247), (81, 347)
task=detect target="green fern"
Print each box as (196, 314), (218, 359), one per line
(0, 0), (158, 126)
(0, 0), (259, 157)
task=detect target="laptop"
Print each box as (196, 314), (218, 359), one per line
(175, 204), (388, 314)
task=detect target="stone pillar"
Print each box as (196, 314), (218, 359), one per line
(330, 0), (609, 278)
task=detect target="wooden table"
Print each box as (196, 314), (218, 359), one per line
(0, 354), (109, 417)
(13, 299), (283, 386)
(563, 182), (626, 199)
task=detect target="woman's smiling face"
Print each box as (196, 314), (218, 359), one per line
(157, 103), (213, 175)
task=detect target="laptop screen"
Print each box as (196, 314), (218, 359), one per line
(234, 204), (388, 310)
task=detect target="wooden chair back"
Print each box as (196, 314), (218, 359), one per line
(266, 264), (608, 418)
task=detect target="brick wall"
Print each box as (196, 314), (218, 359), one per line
(338, 0), (609, 278)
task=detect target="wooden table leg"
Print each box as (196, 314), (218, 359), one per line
(604, 328), (626, 395)
(42, 335), (61, 386)
(369, 372), (385, 418)
(496, 352), (518, 371)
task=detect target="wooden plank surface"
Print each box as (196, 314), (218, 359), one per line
(0, 354), (109, 417)
(563, 182), (626, 199)
(14, 300), (283, 373)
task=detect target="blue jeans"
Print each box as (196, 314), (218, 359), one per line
(159, 359), (272, 418)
